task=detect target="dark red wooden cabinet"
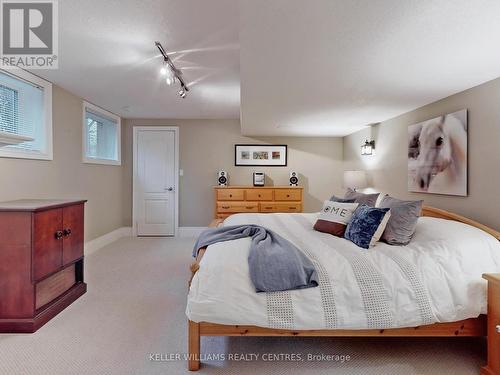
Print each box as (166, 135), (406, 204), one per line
(0, 199), (87, 333)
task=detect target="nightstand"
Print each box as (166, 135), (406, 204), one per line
(482, 274), (500, 375)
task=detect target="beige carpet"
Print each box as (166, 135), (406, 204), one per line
(0, 237), (487, 375)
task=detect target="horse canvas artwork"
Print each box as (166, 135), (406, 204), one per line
(408, 109), (467, 196)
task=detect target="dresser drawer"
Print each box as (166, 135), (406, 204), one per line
(260, 203), (278, 212)
(217, 202), (259, 213)
(246, 189), (273, 201)
(217, 189), (245, 201)
(274, 189), (302, 201)
(275, 203), (302, 212)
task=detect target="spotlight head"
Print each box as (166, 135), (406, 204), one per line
(178, 88), (186, 98)
(160, 67), (167, 76)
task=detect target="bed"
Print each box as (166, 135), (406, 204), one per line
(186, 206), (500, 371)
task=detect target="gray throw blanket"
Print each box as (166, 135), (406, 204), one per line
(193, 225), (318, 293)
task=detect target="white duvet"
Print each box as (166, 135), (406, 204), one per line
(186, 213), (500, 330)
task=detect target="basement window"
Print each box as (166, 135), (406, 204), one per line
(0, 68), (53, 160)
(83, 102), (121, 165)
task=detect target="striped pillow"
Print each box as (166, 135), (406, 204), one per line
(314, 201), (359, 237)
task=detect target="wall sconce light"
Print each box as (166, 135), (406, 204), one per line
(361, 140), (375, 155)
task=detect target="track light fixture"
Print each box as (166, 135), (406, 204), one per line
(155, 41), (189, 97)
(361, 140), (375, 155)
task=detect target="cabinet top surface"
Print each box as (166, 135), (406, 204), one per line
(483, 273), (500, 284)
(214, 186), (303, 189)
(0, 199), (87, 212)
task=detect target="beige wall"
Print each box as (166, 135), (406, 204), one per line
(343, 77), (500, 230)
(0, 85), (125, 241)
(7, 76), (495, 237)
(122, 119), (344, 227)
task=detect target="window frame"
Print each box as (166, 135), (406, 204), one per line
(82, 101), (121, 166)
(0, 67), (53, 160)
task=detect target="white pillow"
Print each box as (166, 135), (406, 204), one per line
(314, 201), (359, 237)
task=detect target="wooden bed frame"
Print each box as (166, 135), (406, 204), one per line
(187, 206), (500, 372)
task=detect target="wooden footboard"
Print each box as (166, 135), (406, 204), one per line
(187, 317), (486, 371)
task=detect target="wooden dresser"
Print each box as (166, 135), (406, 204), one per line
(214, 186), (304, 219)
(0, 199), (87, 333)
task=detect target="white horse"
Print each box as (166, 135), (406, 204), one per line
(409, 112), (467, 195)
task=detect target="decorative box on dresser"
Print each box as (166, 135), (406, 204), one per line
(0, 199), (87, 333)
(482, 273), (500, 375)
(214, 186), (304, 219)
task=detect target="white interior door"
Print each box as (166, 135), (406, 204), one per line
(134, 127), (178, 236)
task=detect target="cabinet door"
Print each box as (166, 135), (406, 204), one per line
(62, 203), (84, 265)
(33, 209), (63, 280)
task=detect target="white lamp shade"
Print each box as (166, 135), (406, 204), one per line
(343, 170), (367, 189)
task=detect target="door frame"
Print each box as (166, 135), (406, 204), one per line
(132, 126), (179, 237)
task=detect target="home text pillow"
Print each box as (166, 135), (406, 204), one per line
(344, 188), (379, 207)
(379, 196), (423, 245)
(314, 201), (359, 237)
(329, 194), (356, 203)
(344, 205), (391, 249)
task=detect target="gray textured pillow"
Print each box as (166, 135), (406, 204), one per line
(344, 188), (379, 207)
(330, 195), (356, 203)
(379, 196), (423, 245)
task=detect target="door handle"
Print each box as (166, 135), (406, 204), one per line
(165, 187), (174, 192)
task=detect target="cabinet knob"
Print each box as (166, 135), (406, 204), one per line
(63, 228), (72, 237)
(55, 230), (63, 240)
(496, 325), (500, 334)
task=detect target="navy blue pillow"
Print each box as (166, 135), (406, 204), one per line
(344, 205), (391, 249)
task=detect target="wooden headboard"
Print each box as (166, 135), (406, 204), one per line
(422, 206), (500, 240)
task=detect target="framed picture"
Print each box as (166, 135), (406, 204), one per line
(235, 144), (287, 166)
(408, 109), (467, 196)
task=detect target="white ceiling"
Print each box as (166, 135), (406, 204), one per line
(240, 0), (500, 136)
(33, 1), (500, 136)
(33, 0), (240, 119)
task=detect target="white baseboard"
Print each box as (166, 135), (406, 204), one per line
(85, 227), (132, 255)
(178, 226), (207, 238)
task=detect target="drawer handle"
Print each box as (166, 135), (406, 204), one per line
(229, 194), (233, 197)
(245, 206), (254, 209)
(287, 194), (290, 198)
(496, 325), (500, 334)
(264, 206), (273, 209)
(55, 230), (63, 240)
(222, 206), (230, 209)
(289, 207), (297, 210)
(63, 228), (72, 237)
(258, 194), (261, 197)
